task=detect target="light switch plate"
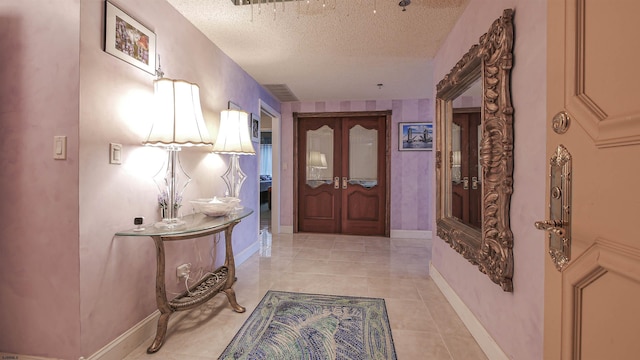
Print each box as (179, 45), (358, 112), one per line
(109, 143), (122, 164)
(54, 136), (67, 160)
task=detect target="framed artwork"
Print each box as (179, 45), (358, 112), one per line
(251, 113), (260, 142)
(228, 101), (241, 110)
(399, 122), (433, 151)
(104, 1), (156, 74)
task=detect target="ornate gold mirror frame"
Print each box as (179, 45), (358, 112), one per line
(435, 9), (514, 291)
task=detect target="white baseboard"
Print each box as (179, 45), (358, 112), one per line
(0, 353), (63, 360)
(1, 311), (159, 360)
(279, 225), (293, 234)
(81, 310), (160, 360)
(234, 239), (260, 265)
(275, 228), (431, 238)
(390, 229), (432, 239)
(429, 263), (508, 360)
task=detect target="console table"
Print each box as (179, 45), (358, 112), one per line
(116, 208), (253, 353)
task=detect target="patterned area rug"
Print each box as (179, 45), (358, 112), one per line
(219, 291), (397, 360)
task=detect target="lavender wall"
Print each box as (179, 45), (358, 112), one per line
(0, 0), (278, 358)
(279, 99), (433, 232)
(0, 1), (81, 358)
(78, 0), (278, 356)
(431, 1), (547, 359)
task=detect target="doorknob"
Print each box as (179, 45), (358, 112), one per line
(535, 144), (572, 271)
(342, 177), (348, 189)
(462, 177), (469, 190)
(534, 220), (565, 237)
(471, 176), (478, 190)
(334, 177), (340, 189)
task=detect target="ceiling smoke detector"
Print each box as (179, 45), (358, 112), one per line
(399, 0), (411, 11)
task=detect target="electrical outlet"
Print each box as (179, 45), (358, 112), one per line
(176, 263), (191, 279)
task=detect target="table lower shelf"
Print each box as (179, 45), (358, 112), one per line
(170, 266), (229, 311)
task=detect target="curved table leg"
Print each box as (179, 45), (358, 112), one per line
(147, 312), (171, 353)
(223, 288), (246, 313)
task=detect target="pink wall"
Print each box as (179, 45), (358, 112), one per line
(0, 1), (81, 358)
(0, 0), (278, 358)
(279, 99), (433, 232)
(431, 0), (547, 359)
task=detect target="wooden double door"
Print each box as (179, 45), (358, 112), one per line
(295, 112), (389, 236)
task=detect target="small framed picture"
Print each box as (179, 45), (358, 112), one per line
(228, 101), (241, 110)
(104, 1), (156, 74)
(399, 122), (433, 151)
(251, 113), (260, 142)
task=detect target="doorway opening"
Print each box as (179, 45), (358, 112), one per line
(258, 101), (281, 235)
(259, 116), (272, 232)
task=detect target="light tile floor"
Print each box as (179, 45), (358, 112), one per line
(123, 206), (487, 360)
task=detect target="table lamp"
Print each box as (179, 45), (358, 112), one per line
(212, 109), (256, 199)
(143, 78), (213, 228)
(308, 151), (327, 180)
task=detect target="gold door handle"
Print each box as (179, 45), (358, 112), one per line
(535, 220), (565, 237)
(342, 177), (348, 189)
(538, 144), (572, 271)
(334, 177), (340, 189)
(462, 177), (469, 190)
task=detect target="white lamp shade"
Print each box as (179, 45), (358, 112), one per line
(308, 151), (327, 168)
(143, 78), (213, 147)
(319, 153), (327, 168)
(212, 109), (256, 155)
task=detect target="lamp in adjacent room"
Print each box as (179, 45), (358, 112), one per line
(212, 109), (256, 200)
(307, 150), (327, 180)
(143, 78), (213, 228)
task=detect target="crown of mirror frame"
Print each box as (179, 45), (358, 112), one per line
(143, 78), (213, 228)
(212, 109), (256, 200)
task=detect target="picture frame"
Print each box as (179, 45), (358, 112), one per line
(104, 1), (156, 74)
(250, 113), (260, 142)
(399, 122), (433, 151)
(228, 101), (241, 110)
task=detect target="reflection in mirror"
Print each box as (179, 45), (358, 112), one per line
(435, 9), (514, 291)
(306, 125), (333, 188)
(349, 125), (378, 188)
(451, 79), (482, 229)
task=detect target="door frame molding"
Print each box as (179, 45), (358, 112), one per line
(293, 111), (391, 236)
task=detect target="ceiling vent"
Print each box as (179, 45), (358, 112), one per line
(263, 84), (299, 102)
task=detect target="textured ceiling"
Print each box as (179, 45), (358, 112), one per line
(166, 0), (469, 102)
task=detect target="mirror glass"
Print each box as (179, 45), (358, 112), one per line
(451, 79), (482, 229)
(435, 9), (515, 291)
(306, 125), (333, 188)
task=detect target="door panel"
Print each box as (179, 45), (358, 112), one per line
(544, 1), (640, 359)
(297, 113), (388, 236)
(346, 192), (378, 221)
(298, 119), (340, 233)
(342, 117), (386, 235)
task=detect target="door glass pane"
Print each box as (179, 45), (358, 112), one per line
(306, 125), (333, 188)
(349, 125), (377, 188)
